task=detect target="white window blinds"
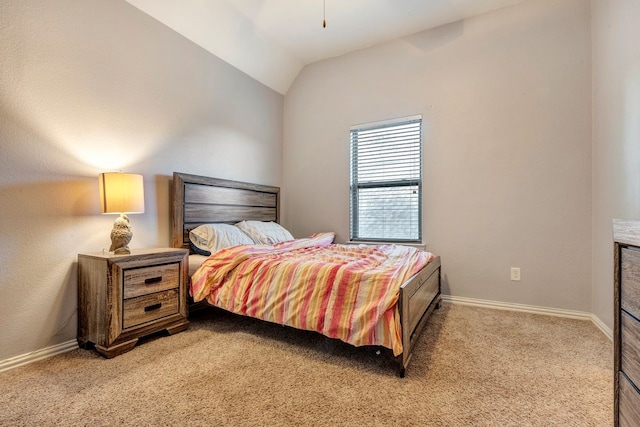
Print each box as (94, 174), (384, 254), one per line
(350, 115), (422, 242)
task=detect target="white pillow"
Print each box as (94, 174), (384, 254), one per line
(189, 223), (254, 254)
(235, 221), (294, 245)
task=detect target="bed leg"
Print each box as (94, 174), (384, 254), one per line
(435, 301), (441, 310)
(399, 366), (406, 378)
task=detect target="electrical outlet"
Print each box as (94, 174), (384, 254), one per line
(510, 267), (521, 281)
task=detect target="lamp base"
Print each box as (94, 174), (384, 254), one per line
(113, 246), (131, 255)
(109, 213), (133, 254)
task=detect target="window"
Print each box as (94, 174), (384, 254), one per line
(350, 115), (422, 243)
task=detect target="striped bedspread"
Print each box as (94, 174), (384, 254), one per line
(190, 232), (434, 356)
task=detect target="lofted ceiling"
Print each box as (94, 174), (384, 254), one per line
(125, 0), (527, 94)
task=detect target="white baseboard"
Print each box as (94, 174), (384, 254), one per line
(0, 340), (78, 374)
(441, 295), (613, 341)
(590, 313), (613, 341)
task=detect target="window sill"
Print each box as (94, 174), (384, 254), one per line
(347, 241), (426, 251)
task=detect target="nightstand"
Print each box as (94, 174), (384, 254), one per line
(77, 248), (189, 358)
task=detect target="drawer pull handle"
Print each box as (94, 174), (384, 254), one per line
(144, 276), (163, 284)
(144, 303), (162, 312)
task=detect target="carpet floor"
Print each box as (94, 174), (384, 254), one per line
(0, 304), (612, 426)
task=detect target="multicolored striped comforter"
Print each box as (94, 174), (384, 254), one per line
(190, 232), (435, 356)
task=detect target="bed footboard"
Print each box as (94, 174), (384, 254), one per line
(397, 256), (441, 377)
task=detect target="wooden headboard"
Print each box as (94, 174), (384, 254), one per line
(171, 172), (280, 250)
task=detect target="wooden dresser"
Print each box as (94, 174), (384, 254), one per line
(613, 219), (640, 426)
(78, 248), (189, 358)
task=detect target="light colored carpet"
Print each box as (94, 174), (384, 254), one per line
(0, 304), (612, 426)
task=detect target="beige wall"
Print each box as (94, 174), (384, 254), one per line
(283, 0), (592, 311)
(0, 1), (283, 361)
(591, 0), (640, 331)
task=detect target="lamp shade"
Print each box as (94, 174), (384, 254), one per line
(98, 173), (145, 214)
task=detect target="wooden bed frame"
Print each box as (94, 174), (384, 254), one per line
(171, 171), (441, 377)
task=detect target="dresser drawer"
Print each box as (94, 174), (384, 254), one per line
(621, 248), (640, 319)
(619, 372), (640, 427)
(621, 310), (640, 389)
(123, 263), (180, 299)
(123, 289), (179, 329)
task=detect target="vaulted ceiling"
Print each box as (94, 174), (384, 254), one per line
(126, 0), (527, 94)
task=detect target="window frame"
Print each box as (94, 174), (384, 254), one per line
(349, 115), (423, 244)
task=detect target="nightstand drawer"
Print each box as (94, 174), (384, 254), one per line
(124, 263), (180, 299)
(123, 289), (179, 328)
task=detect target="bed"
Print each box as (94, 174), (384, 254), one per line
(171, 172), (441, 377)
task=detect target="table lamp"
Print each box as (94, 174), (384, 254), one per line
(98, 172), (145, 254)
